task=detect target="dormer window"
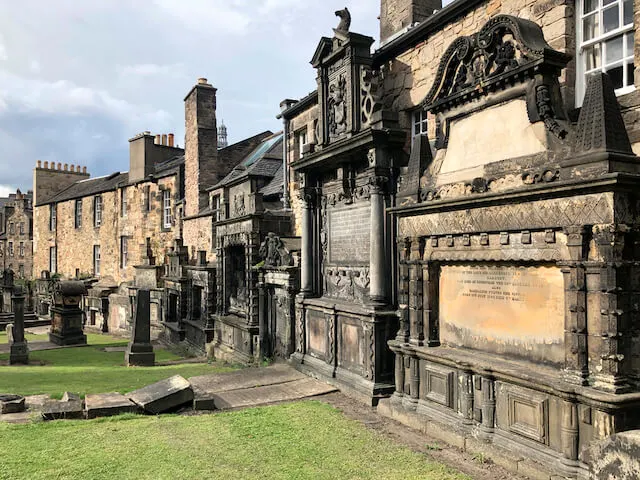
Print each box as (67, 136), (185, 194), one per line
(577, 0), (635, 105)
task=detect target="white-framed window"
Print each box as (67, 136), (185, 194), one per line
(297, 129), (308, 159)
(18, 264), (24, 277)
(412, 108), (428, 139)
(49, 205), (56, 231)
(211, 195), (221, 222)
(577, 0), (635, 105)
(120, 236), (128, 269)
(93, 245), (101, 276)
(94, 195), (102, 227)
(75, 199), (83, 229)
(8, 242), (13, 257)
(19, 242), (24, 257)
(144, 185), (151, 212)
(49, 246), (57, 273)
(19, 222), (24, 235)
(162, 190), (172, 228)
(120, 187), (127, 218)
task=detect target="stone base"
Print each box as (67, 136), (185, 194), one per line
(85, 393), (140, 419)
(48, 332), (87, 346)
(125, 343), (155, 367)
(9, 342), (29, 365)
(0, 394), (25, 414)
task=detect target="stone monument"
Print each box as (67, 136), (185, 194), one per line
(9, 287), (28, 365)
(125, 289), (155, 367)
(49, 281), (87, 346)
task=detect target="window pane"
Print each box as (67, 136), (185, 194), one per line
(583, 13), (600, 41)
(603, 5), (621, 33)
(584, 43), (602, 70)
(627, 60), (635, 86)
(606, 36), (624, 63)
(624, 0), (633, 25)
(608, 63), (624, 89)
(584, 0), (598, 13)
(626, 31), (634, 56)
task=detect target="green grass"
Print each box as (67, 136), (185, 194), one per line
(0, 402), (470, 480)
(0, 333), (237, 398)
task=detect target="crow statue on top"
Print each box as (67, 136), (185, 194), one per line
(335, 7), (351, 33)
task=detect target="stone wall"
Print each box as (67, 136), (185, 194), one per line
(380, 0), (442, 43)
(32, 163), (89, 206)
(4, 202), (33, 279)
(182, 215), (213, 262)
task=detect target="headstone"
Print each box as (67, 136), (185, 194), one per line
(84, 393), (139, 419)
(48, 281), (87, 346)
(128, 375), (193, 414)
(125, 289), (155, 367)
(5, 323), (13, 344)
(9, 288), (28, 365)
(0, 394), (25, 414)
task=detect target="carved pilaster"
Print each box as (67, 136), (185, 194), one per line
(215, 246), (224, 315)
(424, 262), (440, 347)
(560, 399), (579, 465)
(480, 376), (496, 437)
(408, 356), (420, 409)
(295, 297), (305, 355)
(459, 369), (474, 425)
(394, 350), (405, 398)
(326, 309), (337, 367)
(409, 238), (425, 346)
(396, 237), (411, 342)
(368, 173), (389, 305)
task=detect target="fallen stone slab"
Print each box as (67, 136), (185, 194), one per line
(25, 394), (50, 410)
(85, 393), (140, 419)
(61, 392), (81, 402)
(41, 400), (84, 421)
(190, 364), (307, 410)
(209, 377), (338, 411)
(128, 375), (193, 414)
(0, 394), (25, 414)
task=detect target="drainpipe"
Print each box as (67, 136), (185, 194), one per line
(278, 100), (298, 210)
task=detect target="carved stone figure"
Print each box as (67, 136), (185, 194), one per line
(259, 233), (292, 268)
(328, 75), (347, 136)
(334, 7), (351, 33)
(233, 193), (246, 217)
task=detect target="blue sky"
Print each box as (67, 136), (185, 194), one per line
(0, 1), (451, 195)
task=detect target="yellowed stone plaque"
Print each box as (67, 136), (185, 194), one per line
(439, 265), (565, 364)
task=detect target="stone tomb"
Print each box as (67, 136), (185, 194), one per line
(48, 281), (87, 346)
(384, 15), (640, 480)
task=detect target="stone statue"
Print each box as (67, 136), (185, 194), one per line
(328, 75), (347, 136)
(335, 7), (351, 33)
(259, 233), (293, 268)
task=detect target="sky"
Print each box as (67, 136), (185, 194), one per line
(0, 1), (454, 194)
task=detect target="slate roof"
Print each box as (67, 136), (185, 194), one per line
(213, 133), (284, 190)
(259, 165), (284, 198)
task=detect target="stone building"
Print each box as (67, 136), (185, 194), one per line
(0, 190), (34, 279)
(280, 0), (640, 477)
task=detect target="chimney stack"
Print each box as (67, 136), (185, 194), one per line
(162, 134), (167, 146)
(168, 133), (174, 147)
(155, 134), (161, 145)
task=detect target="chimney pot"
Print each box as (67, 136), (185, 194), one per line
(155, 134), (161, 145)
(76, 165), (81, 172)
(37, 160), (42, 168)
(57, 163), (62, 170)
(161, 134), (167, 146)
(64, 163), (68, 171)
(168, 133), (175, 147)
(70, 165), (75, 172)
(143, 131), (151, 136)
(44, 161), (49, 169)
(83, 166), (87, 174)
(198, 77), (208, 85)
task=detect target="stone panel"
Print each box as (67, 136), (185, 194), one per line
(306, 310), (326, 359)
(339, 319), (363, 372)
(329, 205), (370, 264)
(439, 264), (565, 364)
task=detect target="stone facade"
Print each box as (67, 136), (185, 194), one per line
(0, 190), (34, 279)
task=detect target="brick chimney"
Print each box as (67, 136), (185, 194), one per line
(380, 0), (442, 44)
(184, 77), (218, 217)
(128, 131), (156, 183)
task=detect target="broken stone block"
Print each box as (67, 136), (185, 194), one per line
(41, 400), (84, 421)
(84, 393), (140, 419)
(61, 392), (80, 402)
(0, 394), (25, 414)
(128, 375), (193, 414)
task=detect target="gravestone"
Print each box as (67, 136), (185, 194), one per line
(5, 323), (12, 344)
(9, 287), (28, 365)
(128, 375), (193, 414)
(125, 289), (155, 367)
(49, 281), (87, 346)
(0, 394), (25, 414)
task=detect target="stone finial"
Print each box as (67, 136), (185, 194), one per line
(335, 7), (351, 32)
(197, 77), (209, 85)
(573, 72), (634, 156)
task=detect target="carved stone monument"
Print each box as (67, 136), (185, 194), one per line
(49, 281), (87, 346)
(125, 289), (155, 367)
(9, 287), (28, 365)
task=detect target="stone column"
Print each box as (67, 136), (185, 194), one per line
(408, 237), (424, 345)
(299, 188), (316, 295)
(368, 175), (388, 304)
(246, 232), (260, 328)
(396, 238), (411, 343)
(125, 289), (155, 367)
(479, 376), (496, 439)
(560, 399), (579, 466)
(9, 287), (28, 365)
(257, 271), (267, 357)
(459, 369), (474, 425)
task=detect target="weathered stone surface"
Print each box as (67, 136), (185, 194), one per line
(128, 375), (193, 414)
(85, 393), (139, 419)
(587, 430), (640, 480)
(0, 394), (25, 414)
(209, 377), (337, 411)
(61, 392), (81, 402)
(41, 400), (84, 421)
(190, 364), (307, 410)
(125, 289), (155, 367)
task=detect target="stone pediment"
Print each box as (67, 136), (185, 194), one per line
(422, 15), (570, 113)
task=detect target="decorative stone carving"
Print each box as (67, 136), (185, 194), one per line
(328, 75), (348, 137)
(334, 7), (351, 33)
(258, 233), (293, 268)
(325, 267), (370, 302)
(361, 67), (382, 127)
(233, 193), (246, 217)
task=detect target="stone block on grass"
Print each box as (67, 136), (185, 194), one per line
(85, 393), (140, 419)
(41, 400), (84, 421)
(0, 394), (25, 414)
(128, 375), (193, 414)
(61, 392), (81, 402)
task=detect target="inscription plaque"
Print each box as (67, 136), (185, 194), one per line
(329, 206), (370, 263)
(440, 265), (564, 364)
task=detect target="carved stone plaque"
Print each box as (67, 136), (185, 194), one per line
(329, 206), (370, 263)
(439, 265), (564, 364)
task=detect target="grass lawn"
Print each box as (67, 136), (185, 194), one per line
(0, 332), (238, 398)
(0, 402), (470, 480)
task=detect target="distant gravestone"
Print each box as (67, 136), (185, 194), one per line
(5, 323), (13, 344)
(9, 288), (28, 365)
(125, 289), (155, 367)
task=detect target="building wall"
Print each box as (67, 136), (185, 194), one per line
(33, 175), (179, 284)
(3, 200), (33, 279)
(182, 215), (214, 262)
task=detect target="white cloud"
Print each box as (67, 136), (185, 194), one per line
(152, 0), (252, 35)
(117, 63), (186, 79)
(29, 60), (41, 73)
(0, 185), (15, 197)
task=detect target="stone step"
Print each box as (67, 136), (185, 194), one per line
(208, 377), (338, 411)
